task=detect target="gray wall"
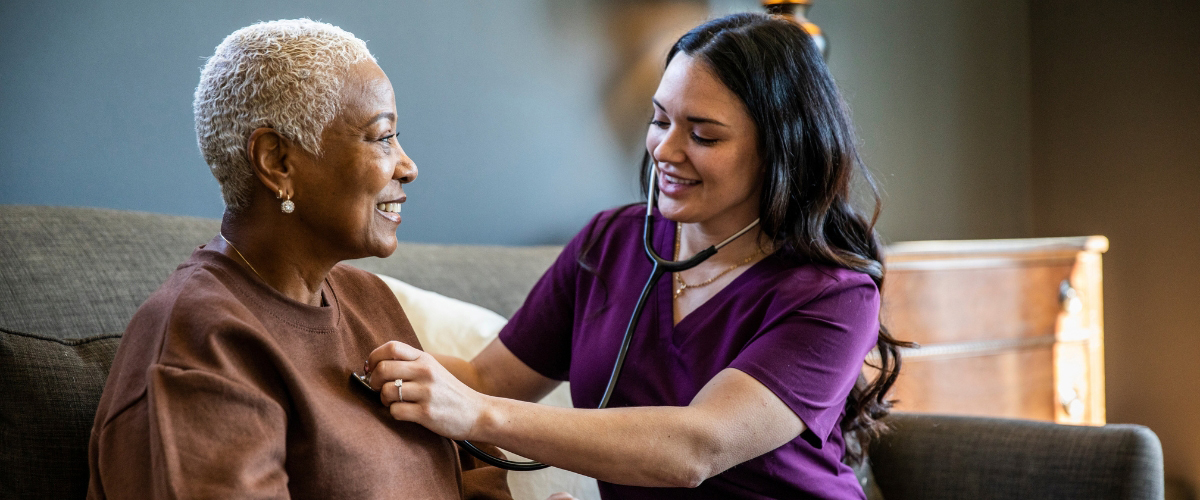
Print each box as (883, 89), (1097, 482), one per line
(0, 0), (1035, 245)
(1030, 1), (1200, 495)
(0, 0), (636, 245)
(816, 0), (1035, 242)
(714, 0), (1036, 242)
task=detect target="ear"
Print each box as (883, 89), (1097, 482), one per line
(246, 127), (294, 198)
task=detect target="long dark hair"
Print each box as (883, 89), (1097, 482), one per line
(642, 13), (913, 464)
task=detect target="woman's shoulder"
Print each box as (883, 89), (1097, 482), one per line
(745, 259), (881, 344)
(579, 204), (645, 237)
(763, 257), (879, 305)
(596, 203), (646, 222)
(135, 255), (268, 346)
(108, 251), (268, 389)
(136, 252), (252, 328)
(129, 245), (326, 363)
(559, 204), (646, 254)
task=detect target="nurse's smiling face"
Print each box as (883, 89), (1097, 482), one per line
(646, 54), (761, 229)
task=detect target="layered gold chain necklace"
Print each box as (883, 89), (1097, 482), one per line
(672, 222), (762, 299)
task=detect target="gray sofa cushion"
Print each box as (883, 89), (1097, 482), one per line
(0, 328), (120, 499)
(0, 205), (561, 340)
(870, 413), (1165, 500)
(0, 206), (217, 339)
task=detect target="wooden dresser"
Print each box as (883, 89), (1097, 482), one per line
(878, 236), (1108, 425)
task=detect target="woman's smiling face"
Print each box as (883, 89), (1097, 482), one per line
(646, 53), (761, 229)
(288, 60), (417, 261)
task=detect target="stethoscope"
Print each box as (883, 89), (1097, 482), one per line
(355, 162), (760, 471)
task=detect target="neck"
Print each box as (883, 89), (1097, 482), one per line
(219, 211), (335, 307)
(676, 214), (766, 263)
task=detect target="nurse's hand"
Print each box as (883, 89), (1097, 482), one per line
(366, 341), (487, 441)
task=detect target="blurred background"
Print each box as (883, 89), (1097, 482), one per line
(1, 0), (1196, 496)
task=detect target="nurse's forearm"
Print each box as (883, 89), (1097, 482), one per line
(371, 344), (803, 486)
(472, 398), (724, 488)
(431, 352), (552, 402)
(430, 354), (487, 392)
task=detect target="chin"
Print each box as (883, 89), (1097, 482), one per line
(656, 201), (695, 223)
(369, 238), (399, 258)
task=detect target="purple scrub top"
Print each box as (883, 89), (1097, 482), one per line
(499, 205), (878, 499)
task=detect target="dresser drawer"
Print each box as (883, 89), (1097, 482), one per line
(877, 236), (1107, 425)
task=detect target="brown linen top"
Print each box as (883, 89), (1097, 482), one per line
(87, 240), (510, 499)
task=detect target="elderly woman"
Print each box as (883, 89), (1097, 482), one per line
(87, 19), (510, 499)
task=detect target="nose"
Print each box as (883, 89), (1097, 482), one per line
(394, 146), (418, 184)
(649, 124), (686, 166)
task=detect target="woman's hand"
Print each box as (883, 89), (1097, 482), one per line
(366, 341), (489, 440)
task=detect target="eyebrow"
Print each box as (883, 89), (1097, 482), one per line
(652, 98), (728, 127)
(365, 111), (396, 127)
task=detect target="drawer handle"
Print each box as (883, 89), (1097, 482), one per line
(1060, 386), (1085, 418)
(1059, 280), (1083, 313)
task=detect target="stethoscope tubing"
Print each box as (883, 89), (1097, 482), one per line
(455, 163), (759, 471)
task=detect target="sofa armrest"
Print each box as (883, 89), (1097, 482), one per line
(868, 413), (1164, 500)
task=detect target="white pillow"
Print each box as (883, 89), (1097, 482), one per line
(373, 274), (600, 500)
(374, 274), (507, 360)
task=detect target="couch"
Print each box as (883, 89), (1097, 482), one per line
(0, 205), (1166, 499)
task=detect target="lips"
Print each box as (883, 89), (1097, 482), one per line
(375, 198), (404, 224)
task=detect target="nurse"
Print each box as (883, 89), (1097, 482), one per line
(367, 12), (908, 499)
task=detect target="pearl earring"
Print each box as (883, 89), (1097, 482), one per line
(279, 189), (295, 214)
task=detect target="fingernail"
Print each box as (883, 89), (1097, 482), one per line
(363, 360), (370, 374)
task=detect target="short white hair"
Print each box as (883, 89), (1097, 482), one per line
(194, 19), (375, 212)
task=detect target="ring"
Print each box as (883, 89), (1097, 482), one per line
(394, 379), (403, 402)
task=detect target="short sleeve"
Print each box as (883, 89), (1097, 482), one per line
(146, 365), (289, 499)
(728, 275), (880, 449)
(498, 211), (609, 381)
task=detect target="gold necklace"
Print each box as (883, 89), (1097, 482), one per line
(672, 222), (761, 299)
(218, 233), (266, 282)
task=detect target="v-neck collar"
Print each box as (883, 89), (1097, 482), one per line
(650, 212), (773, 343)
